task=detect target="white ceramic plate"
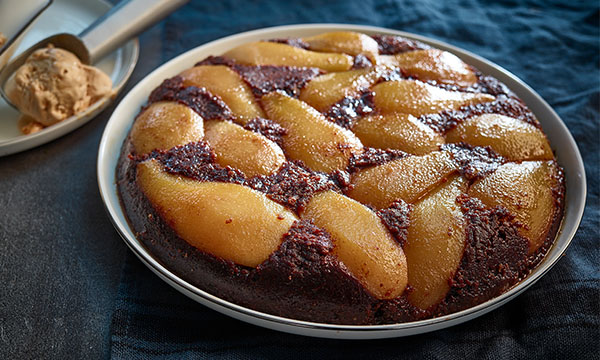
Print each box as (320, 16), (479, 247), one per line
(0, 0), (139, 157)
(0, 0), (51, 69)
(97, 24), (587, 339)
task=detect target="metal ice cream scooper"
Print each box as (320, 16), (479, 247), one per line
(0, 0), (188, 110)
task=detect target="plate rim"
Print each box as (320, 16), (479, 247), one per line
(0, 0), (140, 156)
(97, 23), (587, 339)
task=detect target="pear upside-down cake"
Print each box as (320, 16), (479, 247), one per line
(117, 31), (565, 324)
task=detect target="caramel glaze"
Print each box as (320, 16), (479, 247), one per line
(117, 33), (566, 324)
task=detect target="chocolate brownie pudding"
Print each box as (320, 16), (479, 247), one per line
(116, 31), (565, 324)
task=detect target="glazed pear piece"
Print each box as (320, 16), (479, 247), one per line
(372, 80), (495, 116)
(204, 120), (286, 177)
(302, 191), (408, 299)
(261, 92), (363, 173)
(137, 160), (297, 267)
(302, 31), (379, 61)
(298, 67), (382, 112)
(378, 49), (478, 87)
(469, 161), (561, 253)
(404, 175), (467, 310)
(223, 41), (353, 72)
(179, 65), (264, 124)
(348, 150), (457, 209)
(445, 113), (553, 161)
(352, 113), (444, 154)
(130, 101), (204, 155)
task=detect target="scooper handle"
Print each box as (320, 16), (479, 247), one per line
(80, 0), (188, 63)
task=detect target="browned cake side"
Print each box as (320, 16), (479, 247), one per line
(116, 32), (565, 325)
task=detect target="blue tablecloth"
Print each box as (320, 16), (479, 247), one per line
(110, 0), (599, 358)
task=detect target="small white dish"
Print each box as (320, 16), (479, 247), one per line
(97, 24), (587, 339)
(0, 0), (139, 157)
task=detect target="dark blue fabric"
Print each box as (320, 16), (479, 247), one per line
(110, 0), (599, 358)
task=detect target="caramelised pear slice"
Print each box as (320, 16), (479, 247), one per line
(223, 41), (353, 72)
(179, 65), (264, 124)
(130, 101), (204, 154)
(302, 31), (380, 61)
(378, 49), (478, 87)
(348, 150), (457, 209)
(405, 175), (467, 310)
(469, 161), (562, 253)
(302, 191), (407, 299)
(298, 67), (382, 112)
(261, 92), (363, 173)
(204, 120), (285, 177)
(445, 113), (553, 161)
(353, 113), (444, 154)
(372, 80), (495, 117)
(137, 160), (297, 267)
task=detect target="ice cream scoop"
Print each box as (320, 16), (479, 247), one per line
(0, 0), (187, 120)
(6, 45), (113, 127)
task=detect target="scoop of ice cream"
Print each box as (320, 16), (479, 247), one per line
(0, 32), (6, 47)
(6, 45), (113, 126)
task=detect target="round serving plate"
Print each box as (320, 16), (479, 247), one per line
(97, 24), (586, 339)
(0, 0), (139, 157)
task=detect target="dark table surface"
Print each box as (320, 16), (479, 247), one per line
(1, 0), (598, 359)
